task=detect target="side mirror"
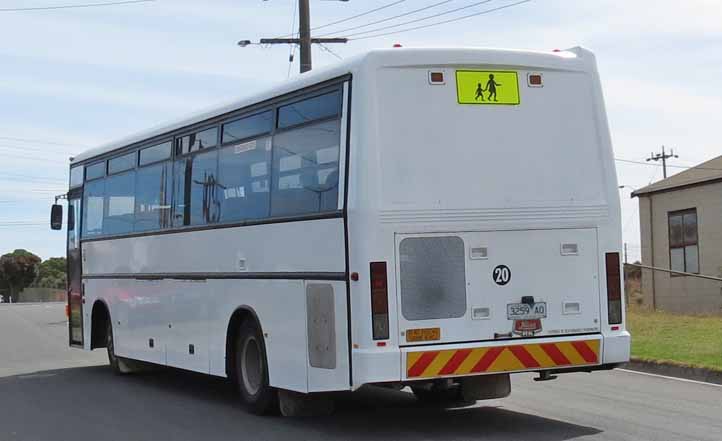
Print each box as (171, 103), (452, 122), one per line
(50, 204), (63, 230)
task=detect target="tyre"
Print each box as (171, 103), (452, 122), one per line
(411, 381), (463, 404)
(106, 320), (123, 375)
(235, 320), (277, 415)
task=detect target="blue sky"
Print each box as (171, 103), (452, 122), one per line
(1, 0), (721, 260)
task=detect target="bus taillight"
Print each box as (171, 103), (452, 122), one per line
(605, 252), (622, 325)
(370, 262), (390, 340)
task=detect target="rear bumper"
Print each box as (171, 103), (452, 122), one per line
(352, 333), (630, 387)
(403, 335), (602, 380)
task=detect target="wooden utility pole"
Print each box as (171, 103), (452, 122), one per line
(299, 0), (312, 73)
(646, 146), (678, 179)
(246, 0), (348, 74)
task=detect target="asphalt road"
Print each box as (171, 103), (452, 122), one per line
(1, 303), (720, 441)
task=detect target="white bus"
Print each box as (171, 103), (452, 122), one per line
(53, 47), (629, 415)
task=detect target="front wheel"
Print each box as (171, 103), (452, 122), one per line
(235, 321), (277, 415)
(106, 320), (123, 374)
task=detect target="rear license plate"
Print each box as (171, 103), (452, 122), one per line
(506, 302), (547, 320)
(406, 327), (441, 343)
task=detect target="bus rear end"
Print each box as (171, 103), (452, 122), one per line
(348, 47), (630, 395)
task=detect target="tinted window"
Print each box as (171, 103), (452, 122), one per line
(70, 166), (83, 188)
(176, 127), (218, 156)
(278, 91), (340, 129)
(222, 111), (274, 144)
(271, 120), (340, 217)
(140, 141), (172, 166)
(218, 137), (272, 223)
(82, 179), (105, 237)
(135, 162), (172, 232)
(85, 162), (105, 181)
(173, 149), (219, 226)
(108, 152), (136, 175)
(104, 171), (135, 235)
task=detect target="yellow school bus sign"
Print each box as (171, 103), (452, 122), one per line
(456, 70), (520, 105)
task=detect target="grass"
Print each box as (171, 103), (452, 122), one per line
(626, 307), (722, 372)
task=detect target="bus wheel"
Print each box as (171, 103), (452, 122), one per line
(106, 320), (122, 374)
(235, 320), (277, 415)
(106, 320), (142, 375)
(411, 380), (464, 404)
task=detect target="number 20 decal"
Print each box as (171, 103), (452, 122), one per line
(493, 265), (511, 286)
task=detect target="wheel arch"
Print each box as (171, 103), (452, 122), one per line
(90, 299), (111, 350)
(225, 305), (264, 381)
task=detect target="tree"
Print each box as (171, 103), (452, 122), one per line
(0, 249), (41, 301)
(34, 257), (67, 289)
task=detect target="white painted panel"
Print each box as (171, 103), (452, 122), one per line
(83, 218), (345, 275)
(85, 278), (168, 365)
(207, 279), (310, 392)
(166, 279), (210, 373)
(307, 280), (350, 392)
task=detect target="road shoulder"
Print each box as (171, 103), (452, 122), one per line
(623, 357), (722, 385)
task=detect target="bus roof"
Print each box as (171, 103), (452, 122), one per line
(70, 46), (590, 165)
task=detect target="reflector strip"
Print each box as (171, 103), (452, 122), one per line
(472, 346), (505, 372)
(509, 345), (541, 368)
(540, 343), (571, 365)
(407, 351), (440, 378)
(439, 348), (472, 375)
(572, 341), (599, 363)
(406, 339), (600, 379)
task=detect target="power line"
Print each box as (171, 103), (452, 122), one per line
(0, 173), (66, 184)
(348, 0), (532, 41)
(615, 158), (722, 172)
(274, 0), (409, 39)
(0, 136), (85, 148)
(319, 43), (343, 60)
(312, 0), (408, 32)
(0, 0), (154, 12)
(0, 199), (52, 204)
(317, 0), (456, 38)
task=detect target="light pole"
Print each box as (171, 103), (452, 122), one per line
(239, 0), (349, 74)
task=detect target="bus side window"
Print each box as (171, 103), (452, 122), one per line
(270, 119), (341, 217)
(218, 137), (272, 223)
(83, 179), (105, 238)
(103, 170), (136, 235)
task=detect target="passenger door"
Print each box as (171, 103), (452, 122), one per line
(67, 194), (83, 347)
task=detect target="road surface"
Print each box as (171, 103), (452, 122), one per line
(1, 303), (720, 441)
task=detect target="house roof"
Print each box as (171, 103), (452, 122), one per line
(632, 155), (722, 197)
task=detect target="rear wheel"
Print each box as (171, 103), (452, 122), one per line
(235, 320), (277, 415)
(411, 380), (462, 403)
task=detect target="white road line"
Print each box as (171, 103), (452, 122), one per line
(617, 368), (722, 387)
(17, 373), (58, 380)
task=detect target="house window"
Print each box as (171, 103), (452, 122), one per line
(668, 209), (699, 274)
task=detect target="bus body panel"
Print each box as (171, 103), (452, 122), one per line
(345, 48), (629, 387)
(81, 218), (350, 393)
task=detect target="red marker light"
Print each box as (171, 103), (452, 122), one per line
(430, 72), (444, 83)
(528, 74), (543, 86)
(351, 272), (359, 281)
(393, 43), (403, 48)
